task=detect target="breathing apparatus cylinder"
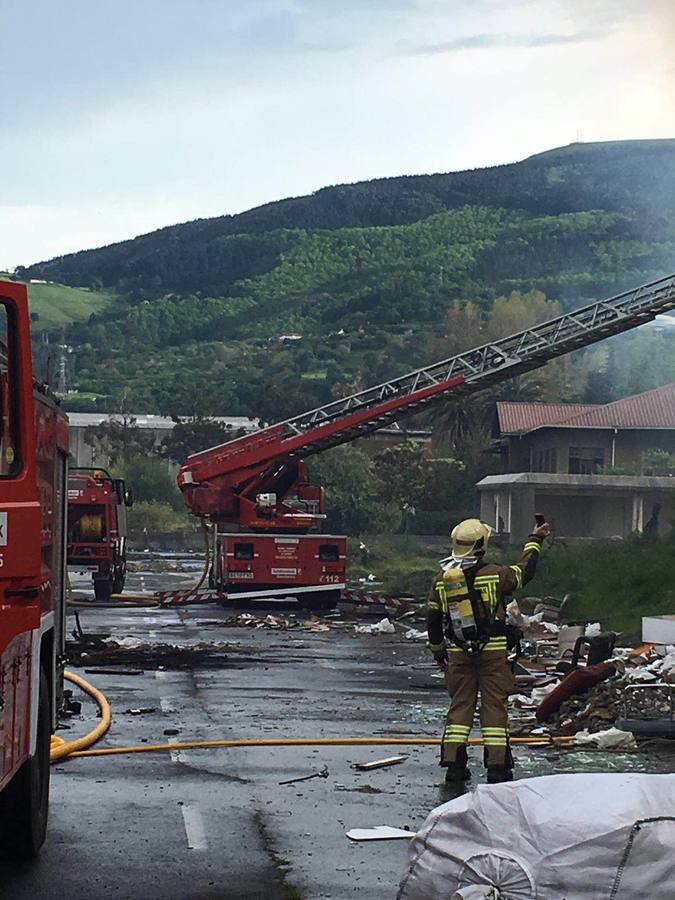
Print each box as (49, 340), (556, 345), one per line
(442, 567), (478, 646)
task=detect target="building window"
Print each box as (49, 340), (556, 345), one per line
(568, 447), (604, 474)
(531, 447), (558, 473)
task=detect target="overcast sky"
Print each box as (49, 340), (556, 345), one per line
(1, 0), (674, 269)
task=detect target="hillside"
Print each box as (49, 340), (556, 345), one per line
(20, 139), (675, 294)
(17, 139), (675, 417)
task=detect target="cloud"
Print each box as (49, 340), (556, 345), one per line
(403, 29), (606, 56)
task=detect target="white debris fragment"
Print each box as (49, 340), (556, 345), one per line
(625, 667), (660, 683)
(574, 727), (638, 751)
(355, 618), (395, 635)
(452, 889), (502, 900)
(346, 825), (412, 842)
(403, 628), (427, 641)
(585, 622), (602, 637)
(106, 636), (145, 649)
(529, 683), (557, 705)
(661, 652), (675, 681)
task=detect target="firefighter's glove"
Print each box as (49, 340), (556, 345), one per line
(433, 649), (448, 672)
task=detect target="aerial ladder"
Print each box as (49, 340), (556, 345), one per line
(178, 272), (675, 609)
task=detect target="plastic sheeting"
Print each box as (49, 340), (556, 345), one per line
(398, 773), (675, 900)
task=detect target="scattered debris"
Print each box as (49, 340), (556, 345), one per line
(574, 727), (638, 751)
(352, 755), (406, 771)
(226, 612), (299, 629)
(335, 784), (385, 794)
(536, 663), (615, 722)
(403, 628), (427, 641)
(346, 825), (412, 842)
(354, 618), (395, 635)
(508, 640), (675, 739)
(123, 707), (157, 716)
(115, 636), (146, 650)
(84, 667), (143, 676)
(69, 637), (236, 669)
(279, 766), (329, 785)
(220, 612), (333, 631)
(163, 728), (180, 736)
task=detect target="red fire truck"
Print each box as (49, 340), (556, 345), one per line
(67, 468), (132, 601)
(0, 279), (68, 857)
(178, 273), (675, 609)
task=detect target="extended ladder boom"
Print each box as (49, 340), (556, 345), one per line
(180, 272), (675, 494)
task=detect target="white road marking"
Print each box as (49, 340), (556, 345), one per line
(181, 804), (208, 851)
(160, 696), (176, 713)
(149, 630), (157, 638)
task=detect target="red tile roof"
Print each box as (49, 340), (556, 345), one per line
(497, 383), (675, 434)
(559, 382), (675, 429)
(497, 402), (598, 434)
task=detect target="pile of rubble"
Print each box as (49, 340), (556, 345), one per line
(510, 634), (675, 740)
(67, 634), (237, 669)
(218, 612), (337, 632)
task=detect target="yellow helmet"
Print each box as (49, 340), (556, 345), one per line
(450, 518), (492, 558)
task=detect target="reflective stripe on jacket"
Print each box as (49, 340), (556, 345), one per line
(427, 535), (543, 653)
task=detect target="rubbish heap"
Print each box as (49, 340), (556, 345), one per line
(506, 597), (675, 741)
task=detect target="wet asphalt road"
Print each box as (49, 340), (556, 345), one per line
(2, 590), (673, 900)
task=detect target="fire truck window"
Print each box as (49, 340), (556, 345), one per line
(234, 542), (254, 560)
(0, 302), (20, 478)
(319, 544), (340, 562)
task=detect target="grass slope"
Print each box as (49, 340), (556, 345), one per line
(24, 281), (115, 331)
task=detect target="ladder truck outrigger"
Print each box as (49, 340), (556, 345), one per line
(0, 280), (68, 857)
(178, 273), (675, 610)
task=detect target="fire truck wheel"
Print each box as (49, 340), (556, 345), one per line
(0, 669), (51, 859)
(94, 574), (113, 602)
(112, 564), (126, 595)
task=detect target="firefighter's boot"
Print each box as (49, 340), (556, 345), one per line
(444, 745), (470, 783)
(486, 745), (514, 784)
(486, 766), (514, 784)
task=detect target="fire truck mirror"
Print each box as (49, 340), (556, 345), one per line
(117, 479), (134, 508)
(0, 299), (21, 478)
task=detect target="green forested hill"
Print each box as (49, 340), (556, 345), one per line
(17, 139), (675, 417)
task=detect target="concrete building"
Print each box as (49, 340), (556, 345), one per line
(67, 413), (260, 467)
(478, 383), (675, 542)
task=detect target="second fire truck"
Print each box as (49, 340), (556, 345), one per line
(67, 467), (133, 601)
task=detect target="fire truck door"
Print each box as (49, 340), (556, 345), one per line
(0, 295), (41, 786)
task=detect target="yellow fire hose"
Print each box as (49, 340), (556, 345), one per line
(65, 734), (577, 760)
(51, 670), (578, 762)
(50, 670), (112, 762)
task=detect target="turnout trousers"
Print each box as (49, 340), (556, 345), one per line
(441, 648), (515, 769)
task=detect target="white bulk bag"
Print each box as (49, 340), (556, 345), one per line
(398, 773), (675, 900)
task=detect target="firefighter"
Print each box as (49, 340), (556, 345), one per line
(427, 517), (551, 784)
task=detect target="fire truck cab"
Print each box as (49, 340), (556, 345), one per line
(0, 280), (68, 857)
(67, 467), (132, 602)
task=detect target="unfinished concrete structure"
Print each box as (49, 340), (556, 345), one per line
(478, 383), (675, 542)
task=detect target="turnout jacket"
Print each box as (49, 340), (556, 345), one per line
(427, 535), (543, 654)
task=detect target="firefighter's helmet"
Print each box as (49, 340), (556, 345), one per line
(451, 518), (492, 558)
